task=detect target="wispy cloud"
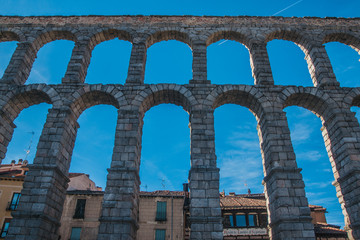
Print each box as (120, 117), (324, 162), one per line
(272, 0), (304, 16)
(296, 150), (322, 162)
(218, 126), (264, 194)
(28, 68), (49, 84)
(290, 123), (312, 142)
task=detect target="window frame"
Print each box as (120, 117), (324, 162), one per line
(0, 218), (11, 238)
(155, 201), (167, 221)
(69, 227), (82, 240)
(8, 192), (21, 210)
(223, 211), (264, 228)
(73, 199), (86, 219)
(155, 229), (166, 240)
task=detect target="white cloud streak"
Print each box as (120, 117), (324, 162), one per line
(272, 0), (304, 16)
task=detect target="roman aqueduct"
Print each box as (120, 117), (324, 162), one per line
(0, 15), (360, 239)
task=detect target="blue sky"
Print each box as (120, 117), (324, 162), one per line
(1, 0), (360, 228)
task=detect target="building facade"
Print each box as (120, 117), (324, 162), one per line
(0, 160), (28, 239)
(0, 159), (348, 240)
(0, 162), (104, 240)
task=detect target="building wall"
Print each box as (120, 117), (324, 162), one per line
(137, 196), (185, 240)
(0, 179), (22, 238)
(58, 193), (103, 240)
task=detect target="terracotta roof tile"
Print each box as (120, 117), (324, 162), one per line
(140, 190), (186, 197)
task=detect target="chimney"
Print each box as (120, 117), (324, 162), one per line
(183, 183), (189, 192)
(248, 188), (251, 195)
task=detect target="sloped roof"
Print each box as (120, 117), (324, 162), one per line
(220, 194), (267, 210)
(140, 190), (186, 197)
(314, 223), (348, 237)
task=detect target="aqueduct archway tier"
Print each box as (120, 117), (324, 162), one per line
(1, 16), (360, 240)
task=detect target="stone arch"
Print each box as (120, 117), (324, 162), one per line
(31, 29), (77, 53)
(206, 85), (266, 119)
(205, 30), (256, 84)
(322, 32), (360, 54)
(265, 29), (310, 47)
(88, 28), (133, 51)
(206, 30), (252, 48)
(135, 84), (197, 115)
(68, 85), (124, 119)
(280, 87), (360, 238)
(279, 87), (336, 120)
(346, 88), (360, 108)
(0, 84), (60, 121)
(145, 29), (192, 49)
(0, 30), (22, 42)
(0, 84), (59, 161)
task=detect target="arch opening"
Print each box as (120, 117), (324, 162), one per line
(140, 104), (190, 191)
(214, 104), (269, 236)
(267, 39), (313, 86)
(325, 42), (360, 87)
(2, 103), (51, 164)
(215, 104), (263, 194)
(27, 40), (74, 84)
(0, 41), (18, 79)
(284, 106), (345, 228)
(137, 104), (190, 239)
(144, 40), (192, 84)
(85, 39), (132, 84)
(69, 104), (117, 190)
(208, 40), (254, 85)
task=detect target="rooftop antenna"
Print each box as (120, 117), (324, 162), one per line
(161, 178), (166, 190)
(24, 131), (35, 160)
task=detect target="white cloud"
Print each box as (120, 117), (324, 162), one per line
(290, 123), (312, 142)
(296, 150), (322, 161)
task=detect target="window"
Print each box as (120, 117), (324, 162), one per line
(155, 201), (167, 221)
(70, 227), (81, 240)
(223, 214), (234, 227)
(235, 214), (246, 227)
(0, 219), (11, 238)
(73, 199), (86, 219)
(155, 229), (166, 240)
(248, 213), (258, 227)
(8, 192), (21, 210)
(223, 212), (262, 228)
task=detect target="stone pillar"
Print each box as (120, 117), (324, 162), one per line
(321, 109), (360, 240)
(249, 42), (274, 85)
(63, 39), (92, 84)
(6, 107), (78, 240)
(0, 112), (16, 162)
(189, 109), (222, 240)
(190, 41), (210, 84)
(126, 41), (147, 85)
(1, 42), (37, 85)
(97, 109), (142, 240)
(304, 43), (339, 87)
(259, 110), (315, 240)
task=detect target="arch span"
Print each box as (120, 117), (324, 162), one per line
(323, 32), (360, 53)
(146, 30), (192, 49)
(88, 28), (133, 51)
(0, 30), (21, 42)
(68, 85), (123, 119)
(207, 85), (267, 119)
(135, 84), (197, 114)
(206, 30), (252, 48)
